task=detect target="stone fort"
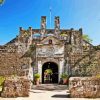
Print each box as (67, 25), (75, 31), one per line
(0, 16), (100, 84)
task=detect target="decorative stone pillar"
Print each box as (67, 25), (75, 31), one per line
(71, 28), (74, 45)
(18, 27), (30, 54)
(28, 58), (33, 81)
(55, 16), (60, 35)
(79, 28), (83, 35)
(41, 16), (46, 36)
(79, 28), (83, 53)
(59, 58), (64, 82)
(28, 27), (33, 45)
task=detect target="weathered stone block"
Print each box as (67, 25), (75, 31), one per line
(1, 77), (30, 98)
(69, 77), (100, 98)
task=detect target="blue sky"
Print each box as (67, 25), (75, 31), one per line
(0, 0), (100, 45)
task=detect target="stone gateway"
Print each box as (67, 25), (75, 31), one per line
(0, 16), (100, 84)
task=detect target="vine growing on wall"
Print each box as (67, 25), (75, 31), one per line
(82, 34), (93, 43)
(29, 44), (36, 51)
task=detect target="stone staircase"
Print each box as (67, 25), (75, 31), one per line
(32, 84), (68, 91)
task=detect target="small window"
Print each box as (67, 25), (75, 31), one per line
(49, 39), (52, 44)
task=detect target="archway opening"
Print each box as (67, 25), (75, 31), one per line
(42, 62), (58, 84)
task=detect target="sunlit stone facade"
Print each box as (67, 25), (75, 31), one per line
(0, 16), (100, 83)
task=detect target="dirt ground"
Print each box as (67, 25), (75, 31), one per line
(0, 89), (100, 100)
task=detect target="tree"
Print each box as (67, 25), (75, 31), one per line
(82, 34), (93, 43)
(0, 0), (4, 5)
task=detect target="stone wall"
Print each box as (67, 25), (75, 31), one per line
(0, 52), (30, 76)
(0, 44), (17, 53)
(1, 77), (30, 98)
(72, 49), (100, 76)
(69, 77), (100, 98)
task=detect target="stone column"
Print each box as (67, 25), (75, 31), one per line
(29, 27), (33, 45)
(28, 58), (33, 81)
(38, 61), (42, 83)
(79, 28), (83, 53)
(41, 16), (46, 36)
(59, 58), (64, 82)
(79, 28), (83, 35)
(71, 28), (74, 45)
(55, 16), (60, 35)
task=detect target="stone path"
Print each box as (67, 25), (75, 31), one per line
(0, 84), (100, 100)
(32, 84), (68, 90)
(0, 89), (100, 100)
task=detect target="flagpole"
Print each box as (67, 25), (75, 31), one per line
(50, 6), (52, 29)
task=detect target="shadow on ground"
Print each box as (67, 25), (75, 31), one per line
(32, 84), (68, 91)
(51, 94), (70, 98)
(29, 90), (45, 93)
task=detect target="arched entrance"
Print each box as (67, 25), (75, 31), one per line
(42, 62), (58, 84)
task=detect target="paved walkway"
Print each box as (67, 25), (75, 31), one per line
(32, 84), (68, 90)
(0, 89), (100, 100)
(0, 84), (100, 100)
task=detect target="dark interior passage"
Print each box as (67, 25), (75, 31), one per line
(42, 62), (58, 84)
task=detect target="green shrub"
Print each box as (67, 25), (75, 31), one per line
(61, 73), (68, 79)
(34, 73), (40, 79)
(96, 74), (100, 78)
(0, 0), (4, 4)
(0, 76), (5, 91)
(45, 69), (53, 74)
(0, 76), (5, 86)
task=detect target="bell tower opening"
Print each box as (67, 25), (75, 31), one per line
(42, 62), (58, 84)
